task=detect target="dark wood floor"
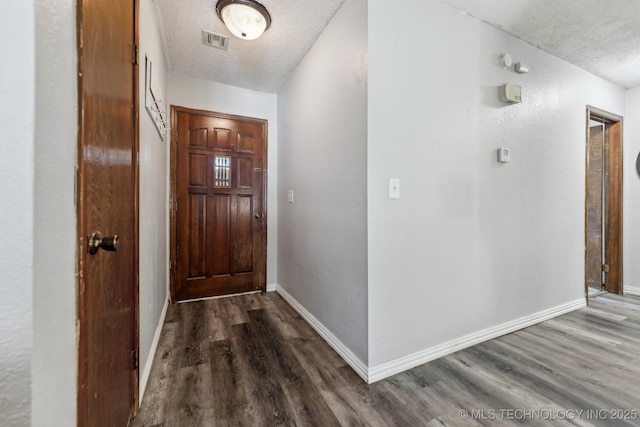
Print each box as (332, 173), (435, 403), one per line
(131, 292), (640, 426)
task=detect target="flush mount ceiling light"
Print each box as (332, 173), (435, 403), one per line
(216, 0), (271, 41)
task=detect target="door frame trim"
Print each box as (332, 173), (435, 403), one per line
(585, 106), (623, 298)
(132, 0), (141, 412)
(169, 105), (269, 302)
(76, 0), (140, 422)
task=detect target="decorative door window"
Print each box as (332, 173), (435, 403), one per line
(214, 156), (231, 187)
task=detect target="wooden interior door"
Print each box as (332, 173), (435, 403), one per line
(586, 124), (604, 291)
(171, 107), (267, 301)
(603, 118), (623, 294)
(77, 0), (139, 425)
(585, 107), (623, 297)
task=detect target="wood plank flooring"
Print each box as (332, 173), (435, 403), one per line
(131, 293), (640, 426)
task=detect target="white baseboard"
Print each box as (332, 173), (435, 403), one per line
(367, 298), (586, 383)
(271, 288), (586, 384)
(139, 297), (169, 404)
(275, 285), (369, 382)
(266, 283), (277, 292)
(625, 286), (640, 297)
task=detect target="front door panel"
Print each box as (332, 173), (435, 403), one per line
(173, 108), (267, 301)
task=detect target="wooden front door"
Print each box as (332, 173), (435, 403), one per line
(171, 107), (267, 301)
(77, 0), (139, 425)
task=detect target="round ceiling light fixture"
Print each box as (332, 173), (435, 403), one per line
(216, 0), (271, 41)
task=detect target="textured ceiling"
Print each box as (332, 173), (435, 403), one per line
(155, 0), (640, 93)
(153, 0), (345, 93)
(440, 0), (640, 89)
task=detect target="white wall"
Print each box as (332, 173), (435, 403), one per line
(277, 0), (368, 362)
(624, 87), (640, 292)
(138, 0), (169, 398)
(168, 73), (279, 287)
(0, 2), (35, 425)
(32, 0), (77, 425)
(368, 0), (625, 366)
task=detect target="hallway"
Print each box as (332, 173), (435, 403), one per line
(133, 292), (640, 426)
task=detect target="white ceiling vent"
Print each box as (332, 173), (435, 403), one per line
(202, 30), (228, 50)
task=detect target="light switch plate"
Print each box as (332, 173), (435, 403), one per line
(389, 178), (400, 199)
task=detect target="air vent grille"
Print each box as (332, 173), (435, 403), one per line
(202, 30), (228, 50)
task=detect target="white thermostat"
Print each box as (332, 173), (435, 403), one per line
(497, 147), (511, 163)
(501, 83), (522, 104)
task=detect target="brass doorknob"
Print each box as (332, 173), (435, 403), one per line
(88, 232), (119, 255)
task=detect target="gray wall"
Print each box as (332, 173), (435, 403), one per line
(277, 0), (369, 362)
(367, 0), (625, 366)
(624, 88), (640, 294)
(0, 2), (35, 425)
(138, 0), (170, 398)
(32, 0), (78, 425)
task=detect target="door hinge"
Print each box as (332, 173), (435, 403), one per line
(602, 264), (610, 273)
(132, 348), (139, 370)
(133, 45), (139, 65)
(603, 143), (610, 151)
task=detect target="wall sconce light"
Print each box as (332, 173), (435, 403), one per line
(216, 0), (271, 40)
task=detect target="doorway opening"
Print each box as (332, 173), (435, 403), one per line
(585, 106), (623, 301)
